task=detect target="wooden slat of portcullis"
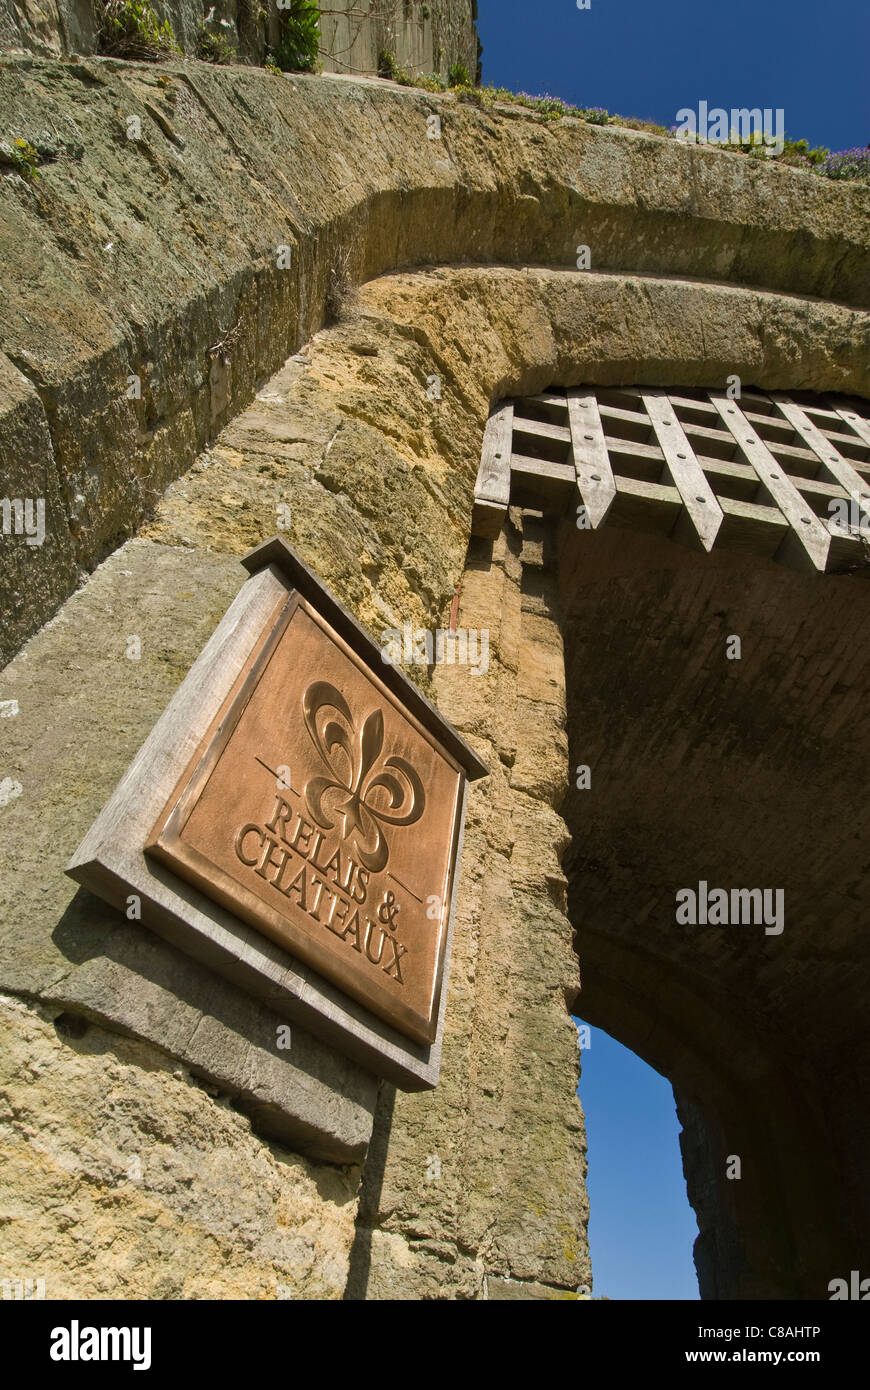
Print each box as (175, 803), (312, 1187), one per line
(708, 392), (830, 572)
(566, 389), (616, 528)
(641, 391), (723, 552)
(772, 394), (870, 509)
(832, 404), (870, 454)
(472, 401), (513, 539)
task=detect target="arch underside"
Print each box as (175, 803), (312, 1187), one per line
(469, 375), (870, 1297)
(555, 522), (870, 1299)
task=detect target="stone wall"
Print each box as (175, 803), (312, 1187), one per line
(350, 513), (588, 1298)
(0, 995), (360, 1298)
(318, 1), (479, 80)
(0, 0), (479, 78)
(1, 61), (868, 665)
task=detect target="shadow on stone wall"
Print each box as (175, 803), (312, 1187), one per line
(344, 1082), (396, 1298)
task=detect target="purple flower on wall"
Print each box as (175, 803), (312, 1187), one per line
(821, 146), (870, 181)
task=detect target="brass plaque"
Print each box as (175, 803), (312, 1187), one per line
(146, 592), (464, 1045)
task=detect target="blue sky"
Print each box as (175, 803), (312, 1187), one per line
(574, 1020), (700, 1299)
(477, 0), (869, 153)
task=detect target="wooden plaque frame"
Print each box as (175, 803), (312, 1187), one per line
(66, 538), (488, 1089)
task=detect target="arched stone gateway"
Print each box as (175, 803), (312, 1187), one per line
(1, 63), (868, 1301)
(460, 381), (870, 1299)
(315, 272), (870, 1300)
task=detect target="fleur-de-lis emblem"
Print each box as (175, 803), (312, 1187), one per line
(302, 682), (425, 874)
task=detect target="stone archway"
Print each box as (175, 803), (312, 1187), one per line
(337, 266), (870, 1299)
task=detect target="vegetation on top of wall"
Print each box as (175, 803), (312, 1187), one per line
(95, 0), (179, 61)
(378, 50), (445, 91)
(270, 0), (320, 72)
(818, 147), (870, 181)
(670, 127), (868, 180)
(377, 48), (398, 78)
(370, 67), (869, 185)
(196, 20), (236, 65)
(456, 84), (619, 127)
(778, 137), (829, 167)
